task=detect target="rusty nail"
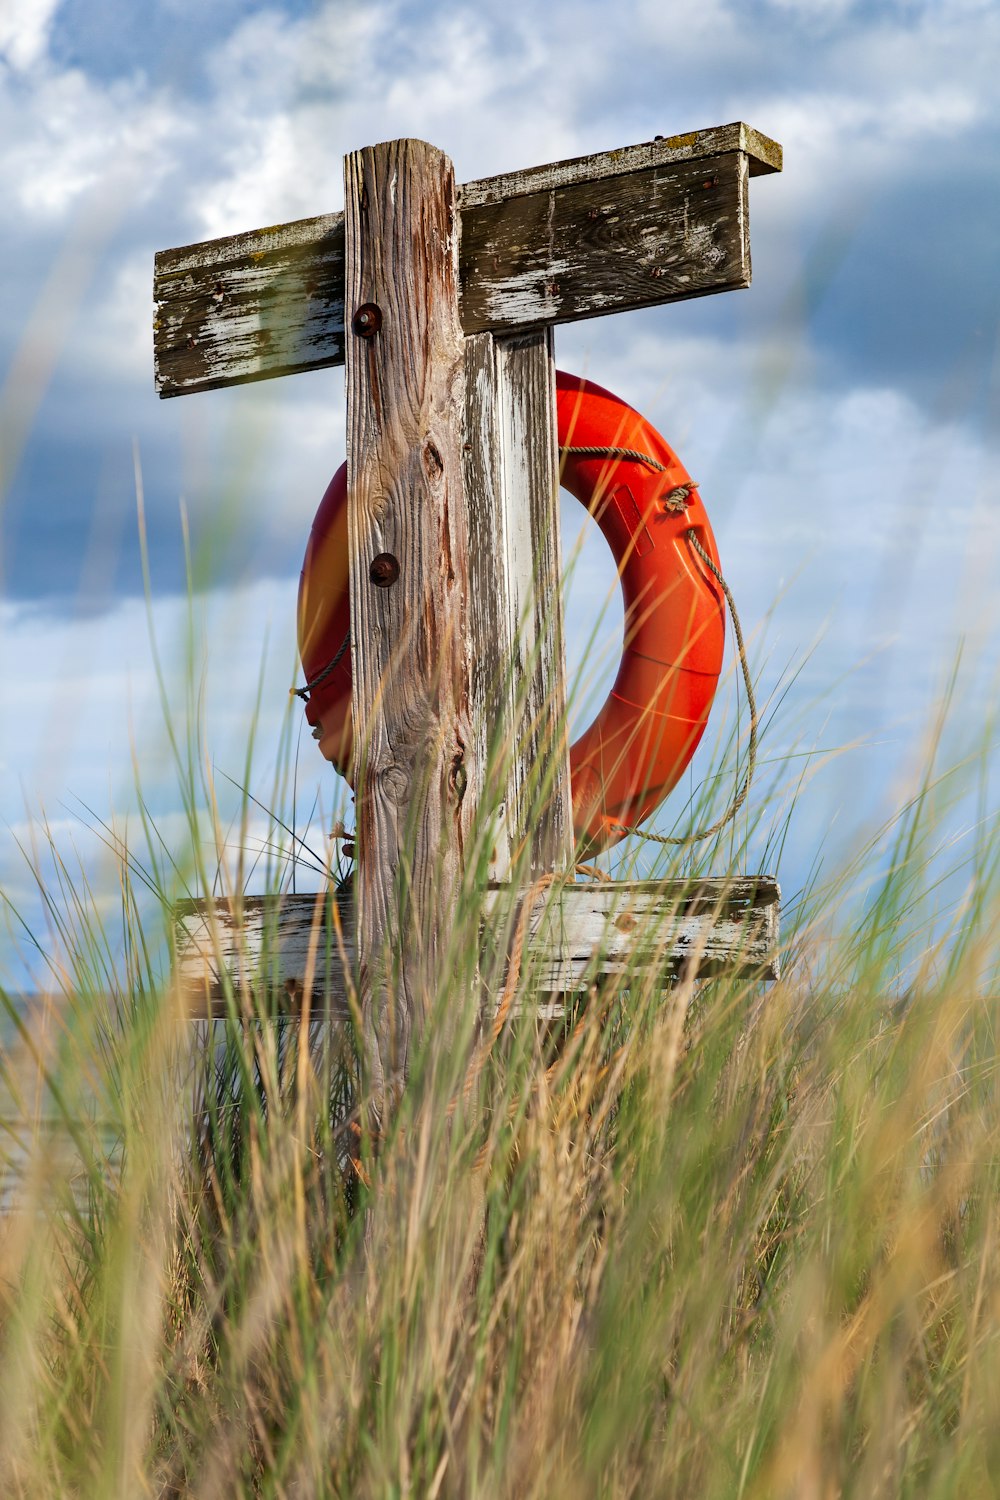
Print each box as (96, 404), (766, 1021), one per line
(369, 552), (400, 588)
(650, 266), (664, 280)
(186, 335), (196, 349)
(353, 302), (382, 338)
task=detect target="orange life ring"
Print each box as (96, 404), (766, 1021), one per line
(297, 371), (725, 852)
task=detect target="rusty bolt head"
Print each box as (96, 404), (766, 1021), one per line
(352, 302), (382, 338)
(369, 552), (400, 588)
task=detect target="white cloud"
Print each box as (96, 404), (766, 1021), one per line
(184, 0), (580, 240)
(0, 0), (59, 73)
(0, 66), (183, 223)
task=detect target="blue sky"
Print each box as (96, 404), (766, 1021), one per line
(1, 0), (999, 987)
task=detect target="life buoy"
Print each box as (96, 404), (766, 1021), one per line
(297, 372), (725, 852)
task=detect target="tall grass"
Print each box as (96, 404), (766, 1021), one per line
(1, 621), (999, 1500)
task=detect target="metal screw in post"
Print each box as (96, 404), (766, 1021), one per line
(352, 303), (382, 338)
(369, 552), (400, 588)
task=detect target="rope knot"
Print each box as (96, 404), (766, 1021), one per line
(661, 483), (696, 512)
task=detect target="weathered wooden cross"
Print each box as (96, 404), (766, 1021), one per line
(156, 124), (782, 1105)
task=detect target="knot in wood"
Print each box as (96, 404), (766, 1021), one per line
(422, 440), (444, 481)
(378, 763), (411, 806)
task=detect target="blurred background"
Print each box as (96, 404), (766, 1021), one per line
(2, 0), (998, 989)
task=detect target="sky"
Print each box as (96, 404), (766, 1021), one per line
(1, 0), (999, 989)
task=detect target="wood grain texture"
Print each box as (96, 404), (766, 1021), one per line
(154, 124), (779, 395)
(174, 877), (781, 1017)
(344, 139), (475, 1117)
(464, 328), (571, 881)
(154, 214), (345, 395)
(460, 122), (781, 207)
(459, 150), (749, 333)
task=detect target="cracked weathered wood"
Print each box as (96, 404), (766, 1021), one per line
(344, 138), (474, 1118)
(156, 122), (785, 1044)
(459, 121), (781, 206)
(154, 122), (781, 396)
(174, 877), (781, 1018)
(464, 327), (571, 881)
(459, 149), (749, 333)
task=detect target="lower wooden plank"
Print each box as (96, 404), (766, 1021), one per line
(174, 877), (780, 1019)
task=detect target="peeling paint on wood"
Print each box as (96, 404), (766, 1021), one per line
(464, 327), (571, 882)
(154, 214), (346, 395)
(154, 122), (779, 396)
(174, 877), (781, 1018)
(460, 151), (748, 334)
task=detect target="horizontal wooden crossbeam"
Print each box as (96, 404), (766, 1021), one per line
(174, 876), (781, 1020)
(154, 122), (781, 398)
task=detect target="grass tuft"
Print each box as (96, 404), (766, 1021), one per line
(2, 617), (999, 1498)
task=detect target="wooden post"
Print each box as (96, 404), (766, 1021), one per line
(343, 139), (475, 1123)
(464, 327), (572, 881)
(156, 123), (785, 1033)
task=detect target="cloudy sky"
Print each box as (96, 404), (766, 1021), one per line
(1, 0), (998, 987)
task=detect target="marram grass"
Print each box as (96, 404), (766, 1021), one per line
(2, 692), (1000, 1500)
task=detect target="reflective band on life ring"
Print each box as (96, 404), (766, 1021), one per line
(297, 371), (725, 852)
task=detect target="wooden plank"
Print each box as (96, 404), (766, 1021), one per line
(154, 213), (345, 396)
(174, 878), (781, 1018)
(460, 122), (781, 207)
(175, 892), (355, 1020)
(344, 138), (475, 1120)
(459, 149), (748, 334)
(154, 123), (779, 395)
(512, 877), (780, 990)
(464, 327), (572, 882)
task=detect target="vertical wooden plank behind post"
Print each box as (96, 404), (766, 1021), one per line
(343, 139), (475, 1128)
(464, 327), (572, 881)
